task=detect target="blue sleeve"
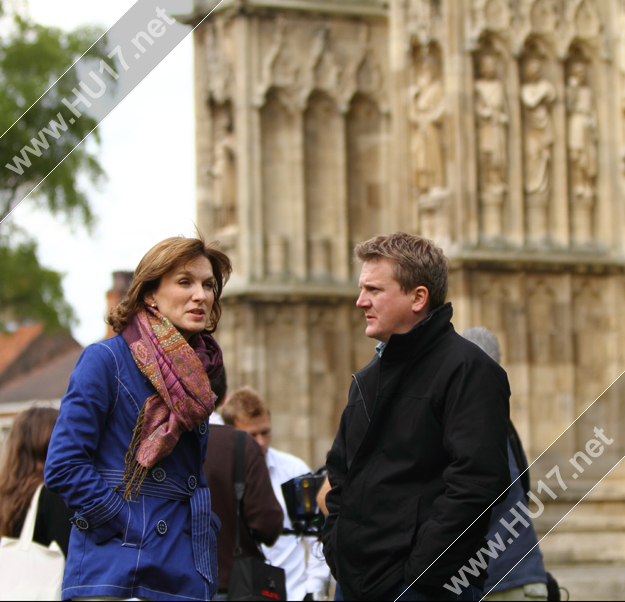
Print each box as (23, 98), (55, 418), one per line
(44, 343), (129, 544)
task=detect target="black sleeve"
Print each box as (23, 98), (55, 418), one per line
(34, 486), (74, 557)
(321, 395), (350, 579)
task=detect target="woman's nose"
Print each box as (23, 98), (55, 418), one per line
(192, 284), (207, 301)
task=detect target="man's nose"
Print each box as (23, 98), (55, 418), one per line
(356, 291), (370, 308)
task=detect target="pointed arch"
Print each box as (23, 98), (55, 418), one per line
(261, 87), (297, 277)
(346, 93), (384, 273)
(304, 91), (343, 279)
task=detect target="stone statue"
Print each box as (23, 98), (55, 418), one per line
(567, 62), (597, 244)
(521, 57), (556, 241)
(211, 107), (237, 230)
(475, 54), (508, 238)
(409, 55), (446, 196)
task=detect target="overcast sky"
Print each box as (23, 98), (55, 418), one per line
(9, 0), (197, 346)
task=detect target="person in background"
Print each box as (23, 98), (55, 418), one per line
(462, 327), (548, 602)
(204, 369), (284, 600)
(222, 387), (331, 601)
(0, 406), (73, 557)
(45, 235), (232, 602)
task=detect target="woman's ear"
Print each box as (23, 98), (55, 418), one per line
(144, 292), (155, 307)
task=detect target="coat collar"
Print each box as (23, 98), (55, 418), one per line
(379, 302), (454, 364)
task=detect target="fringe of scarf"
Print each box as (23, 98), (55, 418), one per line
(118, 403), (148, 500)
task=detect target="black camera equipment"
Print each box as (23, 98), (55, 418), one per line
(280, 468), (327, 537)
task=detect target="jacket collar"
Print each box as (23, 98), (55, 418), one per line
(379, 302), (453, 363)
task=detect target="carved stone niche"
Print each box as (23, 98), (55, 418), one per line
(519, 40), (557, 246)
(565, 45), (597, 248)
(474, 37), (509, 242)
(210, 101), (237, 235)
(409, 42), (449, 243)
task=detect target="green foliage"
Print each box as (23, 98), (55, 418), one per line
(0, 6), (111, 225)
(0, 2), (112, 331)
(0, 229), (73, 331)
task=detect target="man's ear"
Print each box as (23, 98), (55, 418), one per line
(412, 286), (429, 314)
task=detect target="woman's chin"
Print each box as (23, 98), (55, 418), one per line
(177, 323), (207, 341)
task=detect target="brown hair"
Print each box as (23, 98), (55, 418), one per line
(222, 387), (269, 426)
(211, 367), (228, 408)
(0, 406), (59, 538)
(108, 236), (232, 334)
(354, 232), (448, 310)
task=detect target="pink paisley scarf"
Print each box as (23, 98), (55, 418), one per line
(120, 305), (222, 499)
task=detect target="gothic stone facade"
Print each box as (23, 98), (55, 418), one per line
(188, 0), (625, 567)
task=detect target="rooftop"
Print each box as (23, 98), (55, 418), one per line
(0, 324), (43, 376)
(0, 346), (83, 404)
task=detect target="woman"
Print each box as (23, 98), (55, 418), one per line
(45, 236), (232, 601)
(0, 406), (73, 556)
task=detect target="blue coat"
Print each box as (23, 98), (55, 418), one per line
(45, 335), (219, 601)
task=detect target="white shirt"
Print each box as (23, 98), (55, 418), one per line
(208, 412), (224, 425)
(262, 447), (330, 601)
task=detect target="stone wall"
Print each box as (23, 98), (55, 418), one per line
(190, 0), (625, 572)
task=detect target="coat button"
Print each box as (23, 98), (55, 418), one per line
(198, 422), (207, 436)
(187, 475), (197, 490)
(151, 467), (166, 483)
(75, 517), (89, 531)
(156, 520), (168, 535)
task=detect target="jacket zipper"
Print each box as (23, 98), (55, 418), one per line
(352, 374), (371, 423)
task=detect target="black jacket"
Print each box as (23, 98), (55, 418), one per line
(322, 303), (511, 600)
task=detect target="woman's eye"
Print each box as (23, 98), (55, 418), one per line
(179, 279), (189, 285)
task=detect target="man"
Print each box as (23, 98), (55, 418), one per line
(462, 327), (548, 602)
(222, 387), (330, 601)
(322, 233), (511, 601)
(203, 370), (284, 600)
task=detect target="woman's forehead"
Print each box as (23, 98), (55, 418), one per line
(171, 255), (214, 278)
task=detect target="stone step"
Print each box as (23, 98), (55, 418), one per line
(547, 564), (625, 601)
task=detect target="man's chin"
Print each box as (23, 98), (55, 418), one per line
(365, 326), (384, 342)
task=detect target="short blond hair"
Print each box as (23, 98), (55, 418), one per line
(222, 387), (269, 426)
(355, 232), (448, 309)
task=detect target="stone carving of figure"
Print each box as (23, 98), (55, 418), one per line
(475, 53), (508, 238)
(521, 57), (556, 242)
(567, 62), (597, 244)
(409, 55), (446, 197)
(211, 107), (237, 231)
(409, 54), (448, 244)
